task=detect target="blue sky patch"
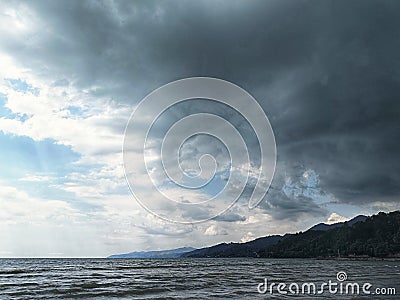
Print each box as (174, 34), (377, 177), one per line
(5, 78), (40, 96)
(0, 93), (30, 121)
(0, 131), (80, 179)
(66, 105), (84, 116)
(0, 93), (13, 118)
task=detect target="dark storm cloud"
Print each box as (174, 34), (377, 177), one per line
(214, 212), (246, 223)
(4, 0), (400, 217)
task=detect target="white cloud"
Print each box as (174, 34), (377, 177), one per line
(0, 183), (78, 226)
(204, 224), (228, 236)
(0, 181), (152, 257)
(136, 214), (195, 236)
(240, 231), (255, 243)
(326, 213), (349, 224)
(18, 174), (54, 182)
(0, 51), (132, 202)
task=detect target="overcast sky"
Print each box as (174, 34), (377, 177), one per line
(0, 0), (399, 257)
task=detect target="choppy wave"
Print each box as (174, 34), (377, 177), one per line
(0, 258), (399, 299)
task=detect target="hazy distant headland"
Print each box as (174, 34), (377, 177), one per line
(108, 247), (196, 259)
(109, 211), (400, 260)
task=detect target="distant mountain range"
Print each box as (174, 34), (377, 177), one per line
(309, 215), (368, 231)
(108, 211), (400, 259)
(184, 211), (400, 259)
(108, 247), (196, 258)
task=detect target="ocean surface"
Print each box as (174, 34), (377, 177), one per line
(0, 258), (399, 299)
